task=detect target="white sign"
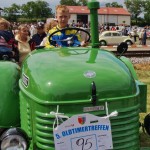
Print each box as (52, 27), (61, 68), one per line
(53, 113), (113, 150)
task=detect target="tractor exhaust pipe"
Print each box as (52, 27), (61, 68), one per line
(88, 0), (100, 48)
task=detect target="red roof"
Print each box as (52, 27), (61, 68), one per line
(67, 6), (130, 16)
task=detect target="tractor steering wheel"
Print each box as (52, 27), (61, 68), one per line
(48, 27), (91, 47)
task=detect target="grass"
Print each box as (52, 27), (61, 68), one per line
(134, 63), (150, 147)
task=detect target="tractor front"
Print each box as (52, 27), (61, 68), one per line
(0, 0), (148, 150)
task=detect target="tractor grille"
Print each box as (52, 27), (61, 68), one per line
(34, 103), (140, 150)
(35, 111), (55, 150)
(111, 104), (140, 150)
(26, 103), (32, 137)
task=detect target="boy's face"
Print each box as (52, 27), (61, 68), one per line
(56, 10), (70, 28)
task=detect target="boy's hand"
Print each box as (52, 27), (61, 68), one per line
(81, 40), (89, 47)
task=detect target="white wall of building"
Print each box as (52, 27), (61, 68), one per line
(98, 15), (130, 25)
(69, 14), (77, 24)
(70, 14), (130, 26)
(118, 15), (131, 25)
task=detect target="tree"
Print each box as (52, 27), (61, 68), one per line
(60, 0), (78, 6)
(60, 0), (88, 6)
(21, 0), (53, 19)
(21, 1), (35, 18)
(2, 0), (54, 21)
(144, 13), (150, 24)
(143, 0), (150, 23)
(78, 0), (88, 6)
(124, 0), (143, 24)
(106, 2), (123, 8)
(0, 8), (3, 16)
(3, 4), (21, 21)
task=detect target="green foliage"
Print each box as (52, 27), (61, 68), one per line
(143, 0), (150, 23)
(3, 3), (21, 21)
(124, 0), (150, 25)
(21, 0), (53, 18)
(17, 17), (46, 23)
(105, 2), (123, 8)
(60, 0), (78, 6)
(143, 0), (150, 13)
(144, 13), (150, 23)
(2, 0), (54, 22)
(78, 0), (88, 6)
(60, 0), (87, 6)
(124, 0), (143, 23)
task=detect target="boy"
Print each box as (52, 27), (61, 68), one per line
(0, 18), (14, 52)
(45, 5), (87, 47)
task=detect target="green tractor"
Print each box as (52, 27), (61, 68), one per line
(0, 0), (149, 150)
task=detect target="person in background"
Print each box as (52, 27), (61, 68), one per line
(15, 24), (36, 66)
(142, 28), (147, 45)
(133, 27), (137, 42)
(116, 25), (119, 30)
(71, 20), (76, 27)
(45, 5), (87, 47)
(138, 29), (143, 45)
(31, 22), (47, 46)
(40, 19), (58, 46)
(0, 18), (14, 52)
(44, 19), (58, 34)
(30, 23), (37, 37)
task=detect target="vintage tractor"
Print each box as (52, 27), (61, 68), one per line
(0, 0), (149, 150)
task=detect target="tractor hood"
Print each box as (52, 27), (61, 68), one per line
(20, 47), (136, 102)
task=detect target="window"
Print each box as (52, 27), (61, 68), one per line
(112, 32), (120, 36)
(104, 33), (111, 36)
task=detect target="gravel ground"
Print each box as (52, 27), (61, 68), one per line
(130, 57), (150, 64)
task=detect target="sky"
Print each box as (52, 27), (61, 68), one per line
(0, 0), (125, 12)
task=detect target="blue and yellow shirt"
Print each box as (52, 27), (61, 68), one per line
(45, 25), (82, 48)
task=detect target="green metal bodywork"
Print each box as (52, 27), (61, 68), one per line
(0, 0), (147, 150)
(19, 47), (147, 150)
(18, 0), (147, 149)
(0, 61), (20, 127)
(21, 48), (137, 101)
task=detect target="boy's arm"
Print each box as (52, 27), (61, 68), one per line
(45, 29), (56, 48)
(75, 31), (88, 47)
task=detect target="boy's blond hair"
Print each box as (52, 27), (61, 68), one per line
(0, 18), (10, 29)
(56, 5), (69, 14)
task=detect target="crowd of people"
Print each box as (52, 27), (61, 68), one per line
(0, 4), (149, 66)
(98, 24), (148, 45)
(0, 5), (90, 66)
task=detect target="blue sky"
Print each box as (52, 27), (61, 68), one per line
(0, 0), (125, 12)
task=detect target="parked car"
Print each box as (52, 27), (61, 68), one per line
(99, 31), (134, 46)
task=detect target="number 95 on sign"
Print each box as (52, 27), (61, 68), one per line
(71, 134), (97, 150)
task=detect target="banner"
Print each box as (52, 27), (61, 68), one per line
(53, 113), (113, 150)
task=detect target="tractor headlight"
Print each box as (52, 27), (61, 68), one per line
(0, 128), (29, 150)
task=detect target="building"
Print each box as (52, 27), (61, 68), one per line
(67, 6), (131, 26)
